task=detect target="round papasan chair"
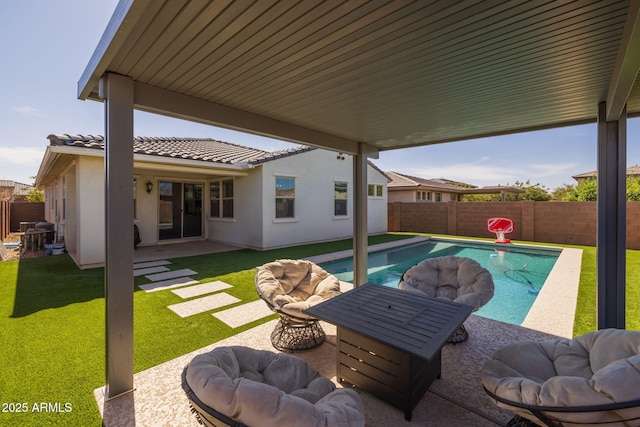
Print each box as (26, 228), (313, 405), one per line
(182, 346), (365, 427)
(255, 259), (342, 352)
(482, 328), (640, 427)
(398, 256), (494, 343)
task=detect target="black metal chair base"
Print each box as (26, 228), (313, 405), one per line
(270, 317), (326, 352)
(505, 415), (539, 427)
(447, 324), (468, 344)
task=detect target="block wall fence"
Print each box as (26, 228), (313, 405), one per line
(388, 201), (640, 249)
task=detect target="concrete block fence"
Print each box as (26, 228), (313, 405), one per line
(388, 201), (640, 249)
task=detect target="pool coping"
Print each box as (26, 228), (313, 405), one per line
(307, 236), (581, 339)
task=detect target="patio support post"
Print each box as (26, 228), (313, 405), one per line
(101, 72), (135, 398)
(596, 101), (626, 329)
(353, 143), (369, 286)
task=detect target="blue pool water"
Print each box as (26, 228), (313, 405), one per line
(319, 239), (560, 326)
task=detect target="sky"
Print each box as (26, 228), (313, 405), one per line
(1, 1), (638, 191)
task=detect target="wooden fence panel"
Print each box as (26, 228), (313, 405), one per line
(0, 201), (9, 241)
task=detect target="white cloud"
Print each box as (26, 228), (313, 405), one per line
(0, 146), (44, 167)
(13, 105), (47, 117)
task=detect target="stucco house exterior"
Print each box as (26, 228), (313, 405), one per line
(387, 171), (465, 202)
(387, 171), (525, 202)
(36, 134), (388, 269)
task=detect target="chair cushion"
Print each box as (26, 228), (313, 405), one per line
(256, 259), (341, 319)
(482, 329), (640, 423)
(185, 346), (365, 427)
(399, 256), (494, 311)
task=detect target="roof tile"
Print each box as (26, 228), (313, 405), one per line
(47, 134), (314, 165)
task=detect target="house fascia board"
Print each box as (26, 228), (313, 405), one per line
(40, 145), (252, 183)
(35, 147), (60, 186)
(133, 159), (250, 177)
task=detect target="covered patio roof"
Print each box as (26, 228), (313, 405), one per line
(79, 0), (640, 152)
(78, 0), (640, 400)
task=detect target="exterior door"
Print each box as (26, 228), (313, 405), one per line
(158, 181), (202, 240)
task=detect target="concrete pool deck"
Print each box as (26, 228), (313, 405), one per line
(94, 236), (582, 425)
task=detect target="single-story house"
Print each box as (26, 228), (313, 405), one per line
(36, 134), (389, 269)
(0, 180), (36, 202)
(572, 165), (640, 184)
(387, 171), (524, 202)
(387, 171), (464, 202)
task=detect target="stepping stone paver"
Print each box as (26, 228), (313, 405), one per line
(212, 300), (274, 328)
(168, 293), (240, 318)
(172, 281), (232, 299)
(145, 268), (197, 282)
(140, 277), (198, 292)
(134, 260), (172, 269)
(134, 266), (170, 277)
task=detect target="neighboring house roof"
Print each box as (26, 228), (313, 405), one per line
(46, 134), (314, 165)
(387, 171), (525, 195)
(0, 180), (35, 195)
(387, 171), (466, 192)
(572, 165), (640, 181)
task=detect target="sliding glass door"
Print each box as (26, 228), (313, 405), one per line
(158, 181), (202, 240)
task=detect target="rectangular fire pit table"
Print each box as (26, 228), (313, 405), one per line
(304, 282), (473, 421)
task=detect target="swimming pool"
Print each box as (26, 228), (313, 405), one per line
(318, 238), (561, 326)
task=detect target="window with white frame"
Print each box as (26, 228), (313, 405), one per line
(275, 176), (295, 218)
(368, 184), (383, 198)
(334, 181), (348, 216)
(210, 179), (234, 218)
(417, 190), (430, 201)
(435, 192), (442, 202)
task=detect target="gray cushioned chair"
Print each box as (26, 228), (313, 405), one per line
(482, 329), (640, 426)
(398, 256), (494, 343)
(256, 259), (342, 352)
(182, 346), (365, 427)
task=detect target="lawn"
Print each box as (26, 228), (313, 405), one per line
(1, 232), (638, 426)
(0, 233), (408, 426)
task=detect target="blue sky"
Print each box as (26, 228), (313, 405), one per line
(1, 1), (638, 190)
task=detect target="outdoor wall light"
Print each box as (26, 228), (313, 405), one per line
(146, 181), (153, 194)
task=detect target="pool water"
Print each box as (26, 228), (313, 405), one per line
(319, 239), (560, 326)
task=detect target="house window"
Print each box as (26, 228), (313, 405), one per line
(417, 191), (429, 201)
(334, 181), (348, 216)
(275, 176), (295, 218)
(368, 184), (383, 198)
(210, 179), (234, 218)
(435, 192), (442, 202)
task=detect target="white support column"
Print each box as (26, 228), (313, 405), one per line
(597, 102), (626, 329)
(353, 143), (378, 286)
(101, 73), (135, 398)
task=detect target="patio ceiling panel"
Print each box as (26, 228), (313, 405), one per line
(80, 0), (639, 150)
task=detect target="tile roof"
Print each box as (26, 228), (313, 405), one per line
(386, 171), (465, 192)
(46, 134), (314, 165)
(572, 165), (640, 180)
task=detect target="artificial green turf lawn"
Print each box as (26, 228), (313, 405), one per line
(0, 233), (408, 426)
(2, 232), (637, 426)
